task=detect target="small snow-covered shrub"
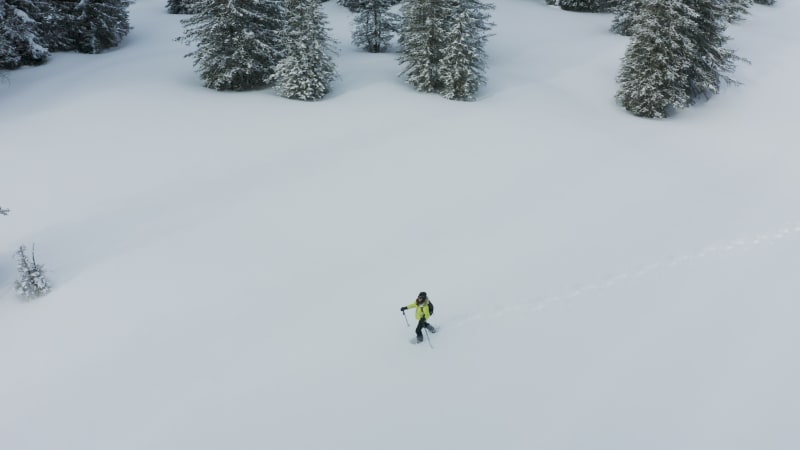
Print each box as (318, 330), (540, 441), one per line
(15, 245), (51, 300)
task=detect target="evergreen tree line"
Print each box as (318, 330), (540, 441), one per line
(0, 0), (131, 71)
(177, 0), (495, 101)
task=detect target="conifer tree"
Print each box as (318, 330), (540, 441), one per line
(438, 0), (494, 101)
(682, 0), (743, 101)
(0, 206), (9, 215)
(753, 0), (774, 5)
(15, 245), (51, 300)
(181, 0), (285, 91)
(399, 0), (494, 100)
(351, 0), (399, 53)
(272, 0), (337, 100)
(398, 0), (450, 93)
(616, 0), (697, 118)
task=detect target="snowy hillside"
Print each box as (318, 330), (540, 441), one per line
(2, 1), (799, 449)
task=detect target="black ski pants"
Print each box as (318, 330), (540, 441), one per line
(415, 319), (434, 337)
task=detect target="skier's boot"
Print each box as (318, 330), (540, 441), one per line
(426, 324), (436, 333)
(416, 334), (423, 343)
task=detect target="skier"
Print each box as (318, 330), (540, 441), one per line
(401, 291), (436, 343)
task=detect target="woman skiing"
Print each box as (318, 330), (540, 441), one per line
(401, 291), (436, 343)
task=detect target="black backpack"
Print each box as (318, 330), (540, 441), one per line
(427, 301), (434, 316)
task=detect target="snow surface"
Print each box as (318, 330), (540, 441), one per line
(2, 1), (799, 449)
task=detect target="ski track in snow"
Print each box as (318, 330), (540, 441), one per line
(448, 222), (800, 329)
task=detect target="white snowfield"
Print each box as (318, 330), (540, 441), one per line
(1, 1), (799, 449)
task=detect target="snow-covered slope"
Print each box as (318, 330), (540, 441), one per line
(1, 1), (799, 449)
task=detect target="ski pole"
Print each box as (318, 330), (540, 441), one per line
(424, 328), (433, 349)
(402, 310), (409, 327)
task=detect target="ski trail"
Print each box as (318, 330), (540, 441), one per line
(447, 222), (800, 330)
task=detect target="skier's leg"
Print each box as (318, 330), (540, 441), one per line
(417, 317), (436, 333)
(415, 320), (425, 341)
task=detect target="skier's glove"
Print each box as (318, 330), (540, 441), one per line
(400, 307), (407, 312)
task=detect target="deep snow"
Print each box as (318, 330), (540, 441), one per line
(1, 1), (799, 449)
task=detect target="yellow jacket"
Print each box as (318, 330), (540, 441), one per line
(406, 301), (431, 320)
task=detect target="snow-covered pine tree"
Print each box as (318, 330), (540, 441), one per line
(14, 245), (51, 300)
(55, 0), (131, 54)
(438, 0), (494, 101)
(181, 0), (285, 91)
(616, 0), (697, 118)
(753, 0), (773, 5)
(723, 0), (752, 23)
(560, 0), (612, 12)
(682, 0), (743, 102)
(398, 0), (451, 93)
(0, 0), (49, 69)
(352, 0), (399, 53)
(272, 0), (337, 100)
(610, 0), (645, 36)
(0, 205), (9, 215)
